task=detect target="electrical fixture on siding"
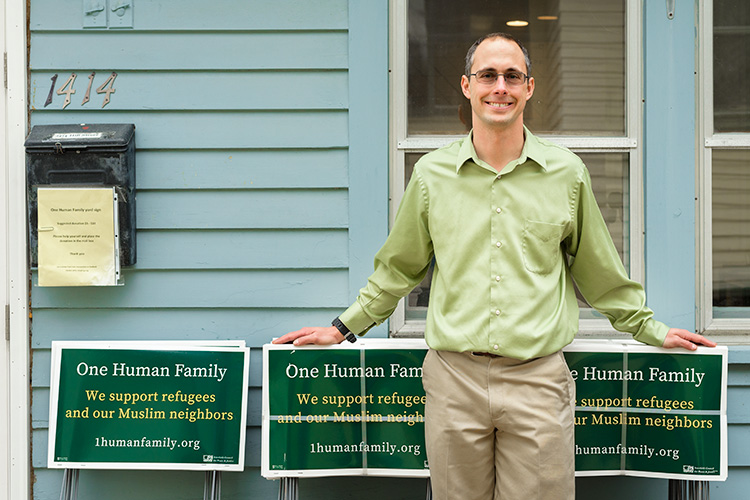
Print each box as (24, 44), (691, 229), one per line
(83, 0), (133, 29)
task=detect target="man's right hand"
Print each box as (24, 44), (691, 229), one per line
(272, 326), (345, 346)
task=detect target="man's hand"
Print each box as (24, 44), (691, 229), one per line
(662, 328), (717, 351)
(272, 326), (345, 346)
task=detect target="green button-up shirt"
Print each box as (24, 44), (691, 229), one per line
(340, 128), (668, 359)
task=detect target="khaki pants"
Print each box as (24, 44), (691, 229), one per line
(422, 349), (576, 500)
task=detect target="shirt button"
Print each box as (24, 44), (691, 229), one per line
(493, 344), (499, 350)
(495, 241), (502, 248)
(496, 207), (502, 214)
(495, 276), (501, 282)
(495, 309), (501, 316)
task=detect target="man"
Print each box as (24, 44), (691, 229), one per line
(273, 33), (715, 500)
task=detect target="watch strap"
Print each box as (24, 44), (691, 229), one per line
(332, 317), (357, 343)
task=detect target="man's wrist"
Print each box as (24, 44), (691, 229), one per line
(332, 317), (357, 343)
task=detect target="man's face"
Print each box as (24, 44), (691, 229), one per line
(460, 37), (535, 132)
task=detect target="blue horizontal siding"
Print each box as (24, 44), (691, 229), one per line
(31, 269), (349, 308)
(135, 189), (348, 229)
(134, 230), (348, 269)
(28, 110), (348, 149)
(30, 309), (343, 348)
(30, 70), (348, 111)
(728, 364), (750, 386)
(30, 467), (426, 500)
(30, 32), (348, 70)
(711, 467), (750, 499)
(26, 1), (392, 499)
(134, 149), (348, 190)
(30, 0), (349, 31)
(728, 346), (750, 364)
(728, 386), (750, 423)
(728, 425), (750, 466)
(346, 0), (389, 314)
(575, 477), (667, 500)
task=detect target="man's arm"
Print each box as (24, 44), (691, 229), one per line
(568, 167), (716, 351)
(273, 164), (434, 347)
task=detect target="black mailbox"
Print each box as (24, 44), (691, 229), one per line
(25, 123), (136, 267)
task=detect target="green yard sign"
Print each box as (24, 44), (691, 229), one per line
(262, 339), (727, 480)
(48, 342), (250, 471)
(565, 341), (727, 480)
(262, 339), (429, 478)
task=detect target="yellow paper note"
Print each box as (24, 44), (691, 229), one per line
(37, 187), (118, 286)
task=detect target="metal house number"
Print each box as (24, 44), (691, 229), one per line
(45, 71), (117, 109)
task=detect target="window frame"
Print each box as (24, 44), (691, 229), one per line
(388, 0), (644, 337)
(698, 0), (750, 341)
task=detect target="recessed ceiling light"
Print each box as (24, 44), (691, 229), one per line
(506, 20), (529, 27)
(537, 15), (558, 21)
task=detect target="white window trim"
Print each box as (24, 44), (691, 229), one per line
(697, 0), (750, 342)
(389, 0), (644, 337)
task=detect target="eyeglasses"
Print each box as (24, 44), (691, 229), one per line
(469, 70), (529, 87)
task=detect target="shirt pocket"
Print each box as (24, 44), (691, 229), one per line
(522, 219), (566, 275)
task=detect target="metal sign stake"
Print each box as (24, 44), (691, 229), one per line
(669, 479), (710, 500)
(278, 477), (298, 500)
(58, 469), (79, 500)
(203, 471), (222, 500)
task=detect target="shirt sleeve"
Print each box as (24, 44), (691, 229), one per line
(339, 167), (435, 335)
(565, 167), (669, 347)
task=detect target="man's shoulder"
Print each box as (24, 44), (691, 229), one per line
(532, 134), (584, 163)
(528, 133), (586, 177)
(414, 137), (466, 175)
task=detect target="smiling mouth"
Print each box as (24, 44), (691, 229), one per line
(486, 102), (512, 108)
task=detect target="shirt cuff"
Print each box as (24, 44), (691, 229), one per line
(633, 318), (670, 347)
(339, 301), (377, 336)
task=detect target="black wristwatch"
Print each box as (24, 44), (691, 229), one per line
(332, 317), (357, 343)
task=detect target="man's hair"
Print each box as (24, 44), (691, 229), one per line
(464, 32), (532, 76)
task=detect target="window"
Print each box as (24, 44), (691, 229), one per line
(700, 0), (750, 335)
(390, 0), (641, 335)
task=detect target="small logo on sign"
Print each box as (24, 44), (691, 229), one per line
(203, 455), (214, 463)
(683, 465), (695, 473)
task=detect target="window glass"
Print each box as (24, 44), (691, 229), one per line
(408, 0), (626, 136)
(713, 1), (750, 132)
(582, 153), (630, 266)
(404, 152), (629, 318)
(712, 150), (750, 316)
(576, 153), (629, 314)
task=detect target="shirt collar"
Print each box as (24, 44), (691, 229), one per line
(455, 126), (548, 174)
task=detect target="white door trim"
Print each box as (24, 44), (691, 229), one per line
(1, 0), (10, 490)
(3, 1), (30, 499)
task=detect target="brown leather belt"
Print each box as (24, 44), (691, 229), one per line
(471, 352), (502, 359)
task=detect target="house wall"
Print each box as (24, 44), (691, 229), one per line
(26, 1), (403, 498)
(19, 0), (750, 499)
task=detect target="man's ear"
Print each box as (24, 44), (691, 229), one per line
(525, 76), (535, 101)
(461, 74), (471, 100)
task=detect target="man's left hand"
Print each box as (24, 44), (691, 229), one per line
(662, 328), (717, 350)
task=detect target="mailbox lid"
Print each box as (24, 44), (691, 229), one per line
(24, 123), (135, 153)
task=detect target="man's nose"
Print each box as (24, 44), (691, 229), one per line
(492, 75), (509, 92)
